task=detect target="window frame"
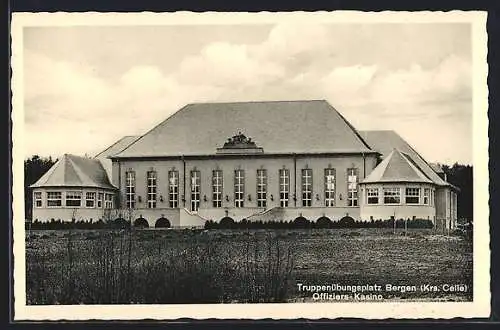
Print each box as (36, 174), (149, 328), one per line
(147, 170), (157, 209)
(168, 170), (179, 208)
(34, 191), (42, 208)
(234, 169), (245, 208)
(324, 168), (336, 207)
(302, 168), (313, 207)
(347, 168), (359, 207)
(212, 169), (223, 208)
(279, 168), (290, 207)
(190, 170), (201, 212)
(405, 187), (421, 204)
(256, 169), (267, 208)
(366, 188), (379, 205)
(423, 188), (430, 205)
(85, 191), (96, 208)
(65, 191), (82, 207)
(104, 193), (113, 209)
(97, 192), (104, 208)
(383, 187), (401, 205)
(125, 170), (136, 209)
(46, 191), (62, 207)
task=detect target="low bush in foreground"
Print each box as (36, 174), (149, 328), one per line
(26, 229), (296, 304)
(26, 227), (472, 304)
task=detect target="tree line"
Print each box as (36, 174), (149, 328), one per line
(442, 163), (473, 222)
(24, 155), (57, 220)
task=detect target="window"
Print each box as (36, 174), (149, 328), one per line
(47, 191), (62, 207)
(423, 188), (430, 205)
(347, 168), (359, 206)
(147, 170), (157, 208)
(279, 169), (290, 207)
(125, 171), (136, 209)
(405, 187), (420, 204)
(366, 188), (379, 204)
(257, 169), (267, 208)
(324, 168), (336, 207)
(212, 170), (223, 208)
(383, 188), (401, 204)
(191, 170), (201, 212)
(234, 169), (245, 208)
(168, 170), (179, 208)
(302, 169), (313, 207)
(66, 191), (82, 207)
(34, 191), (42, 208)
(105, 193), (113, 209)
(97, 192), (104, 208)
(85, 192), (96, 208)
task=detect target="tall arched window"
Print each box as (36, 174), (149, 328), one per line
(279, 168), (289, 207)
(212, 170), (223, 208)
(147, 170), (157, 208)
(234, 169), (245, 208)
(190, 170), (201, 212)
(125, 171), (136, 209)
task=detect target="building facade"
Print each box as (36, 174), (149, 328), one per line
(31, 100), (459, 229)
(30, 154), (117, 223)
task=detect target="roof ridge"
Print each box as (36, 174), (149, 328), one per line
(32, 158), (60, 187)
(395, 133), (448, 185)
(114, 104), (192, 157)
(326, 103), (373, 151)
(399, 151), (434, 182)
(67, 156), (96, 186)
(93, 135), (142, 159)
(114, 100), (374, 158)
(94, 136), (140, 158)
(361, 149), (394, 183)
(394, 150), (432, 183)
(186, 99), (327, 106)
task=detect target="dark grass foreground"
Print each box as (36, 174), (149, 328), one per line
(25, 228), (472, 304)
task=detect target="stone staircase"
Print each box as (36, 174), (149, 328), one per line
(245, 207), (287, 222)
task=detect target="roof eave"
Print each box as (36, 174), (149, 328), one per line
(439, 182), (461, 192)
(111, 150), (380, 160)
(29, 184), (118, 190)
(360, 180), (434, 185)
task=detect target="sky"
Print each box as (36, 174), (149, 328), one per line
(22, 23), (473, 165)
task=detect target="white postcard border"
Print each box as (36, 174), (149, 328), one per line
(11, 10), (490, 320)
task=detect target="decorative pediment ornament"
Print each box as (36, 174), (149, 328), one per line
(222, 132), (258, 149)
(217, 132), (264, 154)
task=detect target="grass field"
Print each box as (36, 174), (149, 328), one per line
(25, 228), (472, 304)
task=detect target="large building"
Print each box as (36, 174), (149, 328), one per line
(30, 100), (458, 229)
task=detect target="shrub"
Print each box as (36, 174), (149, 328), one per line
(219, 217), (235, 229)
(292, 217), (310, 229)
(339, 216), (355, 228)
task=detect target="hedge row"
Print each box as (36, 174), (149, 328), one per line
(27, 218), (435, 231)
(204, 218), (434, 229)
(26, 219), (131, 230)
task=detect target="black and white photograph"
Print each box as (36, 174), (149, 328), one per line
(11, 11), (489, 320)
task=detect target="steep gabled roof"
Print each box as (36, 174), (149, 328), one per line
(94, 136), (141, 159)
(94, 136), (141, 179)
(30, 154), (116, 189)
(113, 100), (374, 158)
(362, 149), (433, 184)
(359, 130), (449, 186)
